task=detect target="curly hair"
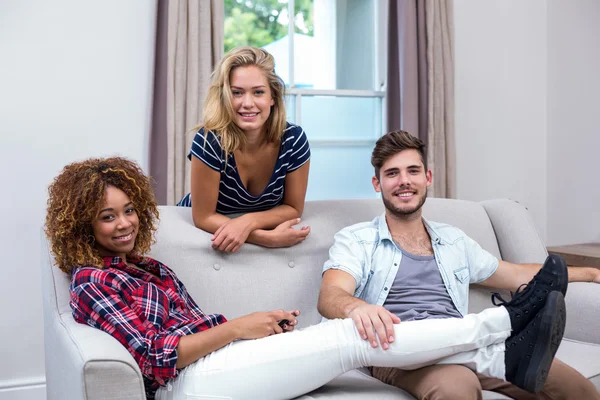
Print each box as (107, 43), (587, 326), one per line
(45, 157), (160, 274)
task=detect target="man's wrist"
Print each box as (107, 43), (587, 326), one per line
(343, 301), (363, 318)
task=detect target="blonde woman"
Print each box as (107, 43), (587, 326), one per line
(178, 46), (310, 253)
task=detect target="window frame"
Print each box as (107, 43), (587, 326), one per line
(282, 0), (388, 146)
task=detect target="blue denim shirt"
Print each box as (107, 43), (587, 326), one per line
(322, 214), (499, 316)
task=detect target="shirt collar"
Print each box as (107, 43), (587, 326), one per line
(376, 213), (393, 244)
(422, 218), (444, 245)
(101, 255), (161, 276)
(102, 255), (142, 268)
(376, 213), (445, 245)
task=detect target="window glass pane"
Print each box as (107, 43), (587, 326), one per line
(302, 95), (381, 201)
(300, 0), (376, 90)
(285, 95), (296, 123)
(225, 0), (376, 91)
(306, 146), (377, 200)
(224, 1), (290, 54)
(300, 95), (381, 141)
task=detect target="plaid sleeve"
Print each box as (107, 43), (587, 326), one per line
(70, 279), (182, 384)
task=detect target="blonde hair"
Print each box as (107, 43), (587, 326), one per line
(199, 46), (287, 156)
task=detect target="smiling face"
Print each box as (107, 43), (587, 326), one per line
(372, 149), (432, 219)
(229, 65), (275, 137)
(91, 185), (139, 260)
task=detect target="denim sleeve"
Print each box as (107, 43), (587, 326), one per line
(322, 228), (366, 289)
(464, 234), (499, 283)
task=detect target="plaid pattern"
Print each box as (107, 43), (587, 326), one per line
(70, 256), (227, 399)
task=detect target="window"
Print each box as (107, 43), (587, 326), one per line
(225, 0), (387, 200)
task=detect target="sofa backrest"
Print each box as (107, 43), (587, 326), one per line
(44, 197), (547, 327)
(147, 198), (508, 327)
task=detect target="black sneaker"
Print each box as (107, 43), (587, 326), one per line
(532, 254), (569, 297)
(504, 290), (566, 393)
(492, 254), (568, 335)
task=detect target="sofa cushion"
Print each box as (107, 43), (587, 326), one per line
(297, 369), (512, 399)
(149, 199), (504, 327)
(295, 369), (412, 399)
(556, 339), (600, 390)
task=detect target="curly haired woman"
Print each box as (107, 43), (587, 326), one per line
(45, 156), (566, 400)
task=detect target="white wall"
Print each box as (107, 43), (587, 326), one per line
(455, 0), (600, 246)
(0, 1), (156, 398)
(454, 0), (548, 241)
(546, 0), (600, 246)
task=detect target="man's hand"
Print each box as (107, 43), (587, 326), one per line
(211, 216), (255, 252)
(230, 309), (299, 340)
(591, 269), (600, 284)
(347, 304), (400, 350)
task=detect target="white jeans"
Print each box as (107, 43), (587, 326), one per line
(156, 307), (511, 400)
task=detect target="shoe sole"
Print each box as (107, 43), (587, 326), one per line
(521, 291), (566, 393)
(545, 254), (568, 297)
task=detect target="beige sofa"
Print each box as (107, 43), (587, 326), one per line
(41, 198), (600, 399)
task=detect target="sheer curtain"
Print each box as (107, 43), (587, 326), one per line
(425, 0), (455, 199)
(387, 0), (455, 198)
(150, 0), (224, 205)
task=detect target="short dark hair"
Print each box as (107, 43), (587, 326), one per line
(371, 130), (427, 178)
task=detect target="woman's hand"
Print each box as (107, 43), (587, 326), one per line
(264, 218), (311, 248)
(279, 309), (301, 332)
(231, 310), (300, 340)
(211, 215), (256, 252)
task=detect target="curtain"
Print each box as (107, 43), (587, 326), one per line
(425, 0), (455, 199)
(150, 0), (224, 205)
(387, 0), (428, 144)
(387, 0), (455, 198)
(149, 0), (169, 205)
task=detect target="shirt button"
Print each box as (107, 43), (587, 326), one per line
(393, 263), (398, 266)
(384, 287), (389, 291)
(213, 263), (221, 271)
(288, 261), (295, 268)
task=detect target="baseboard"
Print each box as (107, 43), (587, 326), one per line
(0, 377), (46, 400)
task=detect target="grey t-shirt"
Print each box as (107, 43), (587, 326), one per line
(383, 247), (462, 321)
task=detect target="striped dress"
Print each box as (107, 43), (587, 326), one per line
(177, 123), (310, 215)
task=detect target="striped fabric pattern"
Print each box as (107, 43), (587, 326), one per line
(177, 122), (310, 214)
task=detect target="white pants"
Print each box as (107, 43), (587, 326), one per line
(156, 307), (511, 400)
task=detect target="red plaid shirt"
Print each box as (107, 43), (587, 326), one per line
(70, 256), (227, 399)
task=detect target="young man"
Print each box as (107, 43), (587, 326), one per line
(318, 131), (600, 399)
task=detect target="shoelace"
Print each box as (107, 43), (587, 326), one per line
(491, 282), (536, 306)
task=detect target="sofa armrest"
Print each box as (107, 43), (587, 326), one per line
(41, 228), (146, 400)
(563, 282), (600, 344)
(45, 310), (145, 400)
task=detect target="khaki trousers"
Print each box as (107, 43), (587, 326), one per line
(372, 358), (600, 400)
